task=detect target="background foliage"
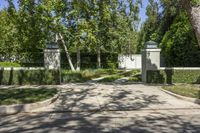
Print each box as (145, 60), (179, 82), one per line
(137, 0), (200, 67)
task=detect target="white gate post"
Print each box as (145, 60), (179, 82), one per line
(44, 42), (60, 70)
(142, 41), (161, 83)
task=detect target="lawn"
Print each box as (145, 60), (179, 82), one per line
(0, 88), (58, 105)
(162, 84), (200, 99)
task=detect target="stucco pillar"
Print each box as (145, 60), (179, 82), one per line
(142, 41), (161, 83)
(44, 46), (60, 70)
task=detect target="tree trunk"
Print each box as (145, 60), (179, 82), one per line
(58, 33), (75, 71)
(97, 46), (101, 68)
(190, 6), (200, 47)
(187, 6), (200, 47)
(76, 46), (81, 71)
(182, 0), (200, 46)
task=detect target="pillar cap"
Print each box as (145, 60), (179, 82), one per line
(46, 42), (59, 49)
(145, 41), (158, 49)
(142, 49), (161, 52)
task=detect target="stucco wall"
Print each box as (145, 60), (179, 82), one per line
(118, 54), (141, 70)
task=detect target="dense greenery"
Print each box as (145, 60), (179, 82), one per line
(0, 69), (60, 85)
(191, 0), (200, 5)
(160, 12), (200, 67)
(0, 0), (140, 70)
(0, 88), (57, 105)
(1, 0), (200, 70)
(163, 84), (200, 99)
(60, 52), (118, 69)
(62, 69), (140, 83)
(0, 68), (141, 84)
(62, 69), (123, 83)
(147, 70), (200, 84)
(138, 0), (200, 67)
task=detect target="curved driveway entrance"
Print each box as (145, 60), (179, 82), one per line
(46, 83), (200, 112)
(1, 83), (200, 133)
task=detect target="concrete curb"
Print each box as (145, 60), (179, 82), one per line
(0, 93), (59, 115)
(160, 88), (200, 105)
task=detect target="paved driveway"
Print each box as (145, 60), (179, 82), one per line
(39, 83), (200, 112)
(0, 83), (200, 133)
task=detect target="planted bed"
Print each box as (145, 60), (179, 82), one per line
(0, 88), (58, 105)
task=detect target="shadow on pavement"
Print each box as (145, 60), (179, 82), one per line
(0, 111), (200, 133)
(53, 83), (166, 111)
(0, 83), (200, 133)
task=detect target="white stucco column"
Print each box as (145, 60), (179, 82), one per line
(44, 49), (60, 70)
(142, 41), (161, 83)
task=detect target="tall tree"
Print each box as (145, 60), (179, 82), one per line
(3, 0), (140, 69)
(181, 0), (200, 47)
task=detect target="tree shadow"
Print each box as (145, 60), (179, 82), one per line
(1, 83), (200, 132)
(1, 110), (200, 133)
(44, 82), (168, 112)
(145, 58), (173, 84)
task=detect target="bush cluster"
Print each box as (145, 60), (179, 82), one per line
(61, 69), (122, 83)
(191, 0), (200, 5)
(0, 62), (21, 67)
(147, 70), (200, 84)
(0, 69), (60, 85)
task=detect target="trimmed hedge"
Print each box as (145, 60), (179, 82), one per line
(61, 71), (91, 83)
(147, 70), (200, 84)
(0, 62), (21, 67)
(0, 69), (60, 85)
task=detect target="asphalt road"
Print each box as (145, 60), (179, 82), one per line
(0, 83), (200, 133)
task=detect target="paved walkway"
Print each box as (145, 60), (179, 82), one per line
(0, 83), (200, 133)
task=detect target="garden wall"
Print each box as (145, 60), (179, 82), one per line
(118, 54), (141, 70)
(147, 67), (200, 84)
(0, 67), (60, 85)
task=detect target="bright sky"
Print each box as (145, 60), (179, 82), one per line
(0, 0), (10, 9)
(0, 0), (149, 28)
(140, 0), (149, 25)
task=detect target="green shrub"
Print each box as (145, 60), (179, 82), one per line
(191, 0), (200, 5)
(147, 70), (200, 84)
(0, 62), (21, 67)
(107, 61), (117, 70)
(0, 69), (60, 85)
(81, 70), (99, 79)
(61, 69), (126, 83)
(94, 69), (124, 76)
(173, 70), (200, 84)
(61, 70), (100, 83)
(128, 74), (142, 82)
(147, 70), (165, 84)
(61, 69), (140, 83)
(62, 71), (85, 83)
